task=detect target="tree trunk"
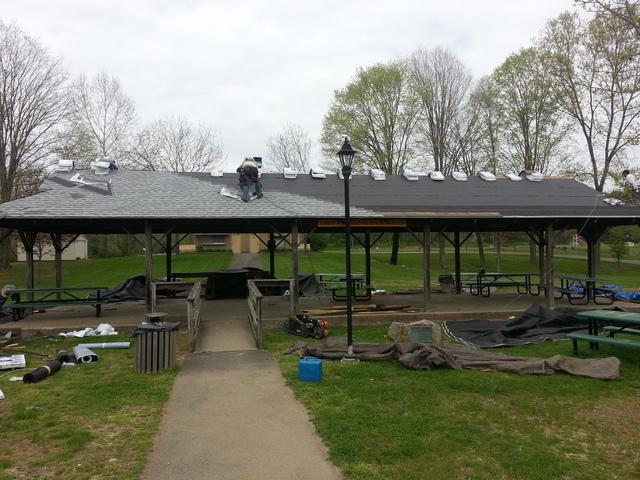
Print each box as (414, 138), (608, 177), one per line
(529, 239), (537, 266)
(476, 232), (485, 268)
(439, 235), (446, 268)
(495, 233), (501, 272)
(388, 232), (400, 265)
(0, 230), (12, 269)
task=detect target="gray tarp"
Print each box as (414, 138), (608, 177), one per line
(293, 337), (620, 380)
(397, 343), (620, 380)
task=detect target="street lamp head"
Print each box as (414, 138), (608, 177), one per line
(337, 137), (357, 171)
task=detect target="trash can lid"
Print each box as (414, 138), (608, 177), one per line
(135, 321), (180, 333)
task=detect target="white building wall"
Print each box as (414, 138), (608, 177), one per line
(17, 236), (88, 262)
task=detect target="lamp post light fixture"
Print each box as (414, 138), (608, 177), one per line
(337, 137), (358, 362)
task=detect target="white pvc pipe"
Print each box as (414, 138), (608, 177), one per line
(76, 342), (130, 350)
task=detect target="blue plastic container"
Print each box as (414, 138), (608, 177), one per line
(298, 356), (323, 382)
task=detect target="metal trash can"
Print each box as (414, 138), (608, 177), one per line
(438, 274), (454, 292)
(135, 321), (179, 373)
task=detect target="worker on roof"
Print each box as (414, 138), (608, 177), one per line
(237, 157), (263, 202)
(623, 169), (639, 191)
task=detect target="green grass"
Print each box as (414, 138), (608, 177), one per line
(0, 334), (187, 480)
(262, 250), (640, 291)
(266, 325), (640, 480)
(0, 251), (232, 289)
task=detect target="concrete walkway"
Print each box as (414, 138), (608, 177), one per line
(229, 252), (262, 269)
(144, 349), (341, 480)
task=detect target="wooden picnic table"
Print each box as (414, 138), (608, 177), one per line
(462, 272), (540, 297)
(571, 310), (640, 353)
(554, 275), (614, 305)
(5, 286), (108, 320)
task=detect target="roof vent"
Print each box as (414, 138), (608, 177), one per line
(452, 171), (467, 181)
(283, 167), (297, 179)
(56, 159), (74, 172)
(369, 168), (386, 181)
(527, 172), (544, 182)
(430, 171), (445, 181)
(91, 159), (112, 175)
(402, 169), (419, 181)
(337, 168), (352, 180)
(210, 170), (224, 177)
(310, 168), (326, 179)
(506, 173), (522, 182)
(478, 171), (496, 182)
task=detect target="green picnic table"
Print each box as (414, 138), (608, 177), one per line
(4, 286), (108, 321)
(569, 310), (640, 354)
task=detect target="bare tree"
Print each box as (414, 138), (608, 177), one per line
(576, 0), (640, 37)
(491, 47), (572, 175)
(541, 11), (640, 191)
(410, 46), (472, 174)
(129, 116), (223, 172)
(0, 21), (68, 268)
(320, 61), (420, 264)
(266, 123), (312, 172)
(64, 72), (136, 166)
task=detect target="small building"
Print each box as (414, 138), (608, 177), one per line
(17, 235), (88, 262)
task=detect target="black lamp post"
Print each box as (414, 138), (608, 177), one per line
(337, 137), (357, 360)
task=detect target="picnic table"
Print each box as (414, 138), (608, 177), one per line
(316, 273), (371, 301)
(4, 287), (108, 320)
(463, 272), (540, 297)
(570, 310), (640, 353)
(554, 275), (614, 305)
(151, 281), (196, 307)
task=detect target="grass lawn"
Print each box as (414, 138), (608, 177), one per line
(0, 251), (233, 290)
(0, 334), (187, 480)
(266, 326), (640, 480)
(261, 250), (640, 291)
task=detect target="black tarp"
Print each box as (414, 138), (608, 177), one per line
(91, 275), (147, 302)
(443, 304), (590, 348)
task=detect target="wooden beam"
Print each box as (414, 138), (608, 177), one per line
(19, 231), (37, 301)
(290, 222), (299, 316)
(268, 232), (276, 278)
(145, 222), (153, 313)
(364, 231), (371, 288)
(423, 223), (431, 312)
(166, 233), (172, 281)
(454, 230), (462, 294)
(50, 233), (63, 299)
(545, 223), (555, 309)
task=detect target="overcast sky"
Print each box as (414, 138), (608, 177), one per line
(3, 0), (575, 170)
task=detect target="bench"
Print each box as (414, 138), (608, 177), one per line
(566, 332), (640, 354)
(329, 284), (374, 301)
(4, 287), (108, 320)
(6, 299), (106, 320)
(602, 326), (640, 336)
(464, 273), (538, 297)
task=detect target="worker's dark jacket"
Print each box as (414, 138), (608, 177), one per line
(238, 165), (259, 186)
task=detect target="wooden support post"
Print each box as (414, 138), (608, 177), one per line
(364, 231), (371, 288)
(51, 233), (63, 300)
(268, 231), (276, 278)
(454, 230), (462, 294)
(545, 223), (555, 309)
(587, 236), (594, 278)
(423, 223), (431, 312)
(290, 222), (299, 316)
(145, 222), (153, 313)
(165, 233), (172, 281)
(537, 231), (545, 287)
(19, 232), (37, 301)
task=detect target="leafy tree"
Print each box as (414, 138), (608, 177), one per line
(541, 11), (640, 191)
(266, 123), (312, 172)
(0, 21), (68, 268)
(607, 229), (630, 264)
(576, 0), (640, 37)
(320, 61), (420, 265)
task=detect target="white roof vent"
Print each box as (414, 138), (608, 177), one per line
(430, 171), (445, 181)
(91, 159), (112, 175)
(478, 171), (496, 182)
(210, 170), (224, 177)
(337, 168), (352, 180)
(283, 167), (297, 179)
(369, 168), (386, 181)
(402, 169), (420, 181)
(452, 171), (467, 181)
(56, 159), (74, 172)
(527, 172), (544, 182)
(506, 173), (522, 182)
(310, 168), (326, 179)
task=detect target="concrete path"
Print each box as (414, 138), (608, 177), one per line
(144, 350), (341, 480)
(196, 299), (256, 352)
(229, 252), (262, 269)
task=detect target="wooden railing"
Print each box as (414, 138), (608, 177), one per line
(187, 282), (202, 352)
(247, 279), (294, 349)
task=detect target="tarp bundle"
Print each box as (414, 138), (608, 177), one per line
(23, 359), (62, 383)
(292, 336), (621, 380)
(397, 343), (621, 380)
